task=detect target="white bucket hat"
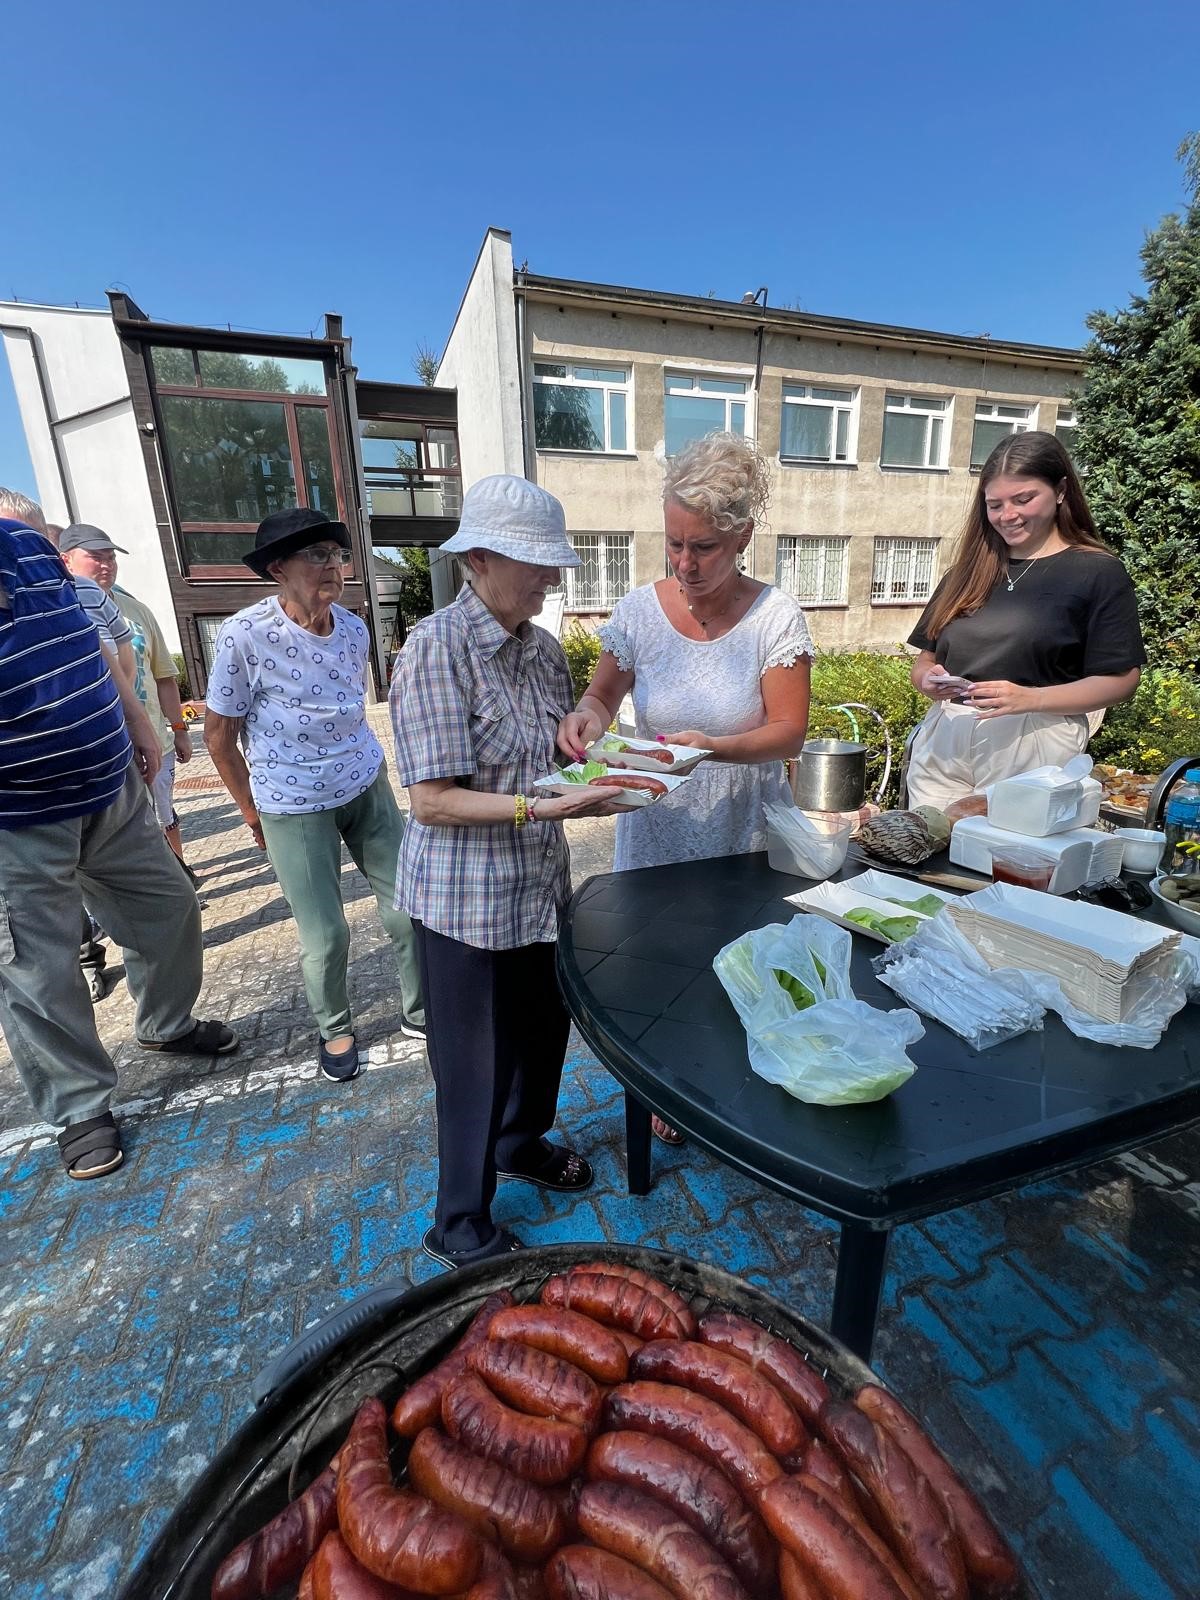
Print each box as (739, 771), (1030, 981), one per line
(439, 475), (580, 568)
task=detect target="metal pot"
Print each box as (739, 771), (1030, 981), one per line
(789, 737), (868, 812)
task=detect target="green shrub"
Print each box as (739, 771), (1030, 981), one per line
(561, 624), (603, 704)
(172, 652), (192, 701)
(807, 650), (927, 808)
(1088, 667), (1200, 772)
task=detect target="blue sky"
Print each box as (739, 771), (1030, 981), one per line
(3, 0), (1197, 496)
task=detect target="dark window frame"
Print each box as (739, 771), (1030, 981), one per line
(360, 415), (462, 520)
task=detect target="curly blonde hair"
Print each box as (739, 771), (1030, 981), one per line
(662, 432), (770, 535)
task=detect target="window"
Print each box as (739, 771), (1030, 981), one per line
(1055, 406), (1079, 456)
(150, 344), (338, 575)
(776, 536), (849, 605)
(195, 614), (236, 671)
(780, 384), (857, 463)
(558, 534), (632, 610)
(663, 372), (748, 456)
(971, 401), (1034, 468)
(871, 537), (938, 604)
(533, 363), (630, 452)
(361, 420), (462, 518)
(880, 393), (950, 469)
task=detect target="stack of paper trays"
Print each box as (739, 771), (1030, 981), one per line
(946, 883), (1180, 1022)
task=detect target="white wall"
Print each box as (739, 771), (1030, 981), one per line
(436, 229), (524, 486)
(0, 303), (179, 648)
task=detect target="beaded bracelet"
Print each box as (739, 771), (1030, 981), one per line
(514, 793), (529, 829)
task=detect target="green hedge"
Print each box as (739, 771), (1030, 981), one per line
(561, 625), (603, 705)
(1088, 668), (1200, 772)
(172, 653), (192, 702)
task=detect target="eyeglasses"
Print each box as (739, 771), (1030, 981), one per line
(295, 545), (353, 568)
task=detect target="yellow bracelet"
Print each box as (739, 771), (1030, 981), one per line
(514, 793), (529, 829)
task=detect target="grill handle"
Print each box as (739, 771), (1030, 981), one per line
(251, 1277), (413, 1408)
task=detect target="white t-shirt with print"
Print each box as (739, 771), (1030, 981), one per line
(206, 597), (382, 814)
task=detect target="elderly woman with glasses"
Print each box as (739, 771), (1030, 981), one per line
(390, 476), (622, 1270)
(206, 507), (424, 1081)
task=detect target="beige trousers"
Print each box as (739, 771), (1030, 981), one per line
(906, 702), (1090, 812)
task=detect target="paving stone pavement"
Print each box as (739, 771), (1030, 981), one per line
(2, 717), (1198, 1599)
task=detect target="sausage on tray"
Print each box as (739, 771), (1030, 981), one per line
(629, 1340), (805, 1458)
(546, 1545), (677, 1600)
(406, 1427), (568, 1563)
(585, 1430), (776, 1597)
(468, 1337), (602, 1433)
(561, 1264), (697, 1338)
(392, 1292), (516, 1439)
(601, 1381), (782, 1503)
(696, 1312), (830, 1431)
(310, 1530), (419, 1600)
(488, 1307), (630, 1385)
(542, 1275), (686, 1341)
(586, 775), (668, 798)
(442, 1372), (589, 1487)
(818, 1400), (967, 1600)
(337, 1398), (483, 1594)
(576, 1481), (750, 1600)
(760, 1476), (911, 1600)
(855, 1385), (1021, 1599)
(211, 1462), (339, 1600)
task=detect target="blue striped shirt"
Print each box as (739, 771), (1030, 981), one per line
(0, 519), (132, 829)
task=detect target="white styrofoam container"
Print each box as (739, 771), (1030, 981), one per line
(950, 815), (1113, 894)
(988, 770), (1102, 836)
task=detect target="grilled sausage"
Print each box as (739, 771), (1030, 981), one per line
(442, 1372), (588, 1486)
(855, 1385), (1021, 1598)
(601, 1382), (782, 1503)
(587, 775), (668, 798)
(777, 1553), (824, 1600)
(585, 1430), (776, 1596)
(461, 1543), (536, 1600)
(337, 1398), (483, 1594)
(818, 1401), (967, 1600)
(576, 1482), (749, 1600)
(392, 1293), (516, 1439)
(406, 1427), (568, 1563)
(311, 1530), (419, 1600)
(299, 1557), (317, 1600)
(759, 1477), (909, 1600)
(629, 1341), (804, 1457)
(542, 1275), (685, 1341)
(561, 1264), (696, 1337)
(799, 1440), (856, 1507)
(696, 1313), (829, 1431)
(546, 1546), (677, 1600)
(211, 1463), (339, 1600)
(468, 1338), (602, 1432)
(610, 1329), (645, 1360)
(794, 1476), (925, 1600)
(488, 1307), (630, 1385)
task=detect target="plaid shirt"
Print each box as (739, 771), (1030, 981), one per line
(390, 585), (574, 950)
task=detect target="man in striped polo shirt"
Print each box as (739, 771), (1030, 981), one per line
(0, 491), (238, 1180)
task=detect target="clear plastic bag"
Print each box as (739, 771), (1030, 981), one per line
(713, 915), (923, 1105)
(764, 800), (853, 880)
(874, 909), (1200, 1050)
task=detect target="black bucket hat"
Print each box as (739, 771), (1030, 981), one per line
(243, 508), (351, 577)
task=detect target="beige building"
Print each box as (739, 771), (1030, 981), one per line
(439, 229), (1082, 650)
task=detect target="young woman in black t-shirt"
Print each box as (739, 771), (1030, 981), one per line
(906, 431), (1145, 812)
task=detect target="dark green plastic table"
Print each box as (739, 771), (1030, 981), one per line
(556, 850), (1200, 1360)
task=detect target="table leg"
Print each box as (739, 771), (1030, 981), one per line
(624, 1090), (652, 1196)
(830, 1221), (891, 1363)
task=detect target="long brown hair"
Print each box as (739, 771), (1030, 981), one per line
(921, 431), (1112, 641)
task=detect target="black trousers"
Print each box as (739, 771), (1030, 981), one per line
(413, 922), (570, 1253)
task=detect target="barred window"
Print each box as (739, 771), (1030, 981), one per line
(776, 535), (849, 605)
(871, 537), (938, 604)
(560, 533), (632, 610)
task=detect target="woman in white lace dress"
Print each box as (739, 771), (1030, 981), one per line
(560, 433), (813, 872)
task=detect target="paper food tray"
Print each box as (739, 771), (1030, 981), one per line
(950, 883), (1177, 965)
(587, 734), (713, 776)
(534, 765), (690, 809)
(787, 872), (956, 944)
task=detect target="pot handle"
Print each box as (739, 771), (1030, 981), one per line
(830, 703), (892, 805)
(250, 1276), (413, 1408)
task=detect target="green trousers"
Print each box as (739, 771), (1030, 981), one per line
(259, 770), (423, 1041)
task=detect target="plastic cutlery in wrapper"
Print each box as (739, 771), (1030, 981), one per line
(712, 915), (923, 1105)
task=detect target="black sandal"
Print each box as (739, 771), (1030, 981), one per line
(58, 1113), (123, 1179)
(422, 1228), (524, 1269)
(496, 1147), (594, 1192)
(136, 1018), (239, 1055)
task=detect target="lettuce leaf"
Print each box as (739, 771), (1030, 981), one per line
(559, 760), (608, 783)
(773, 969), (817, 1010)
